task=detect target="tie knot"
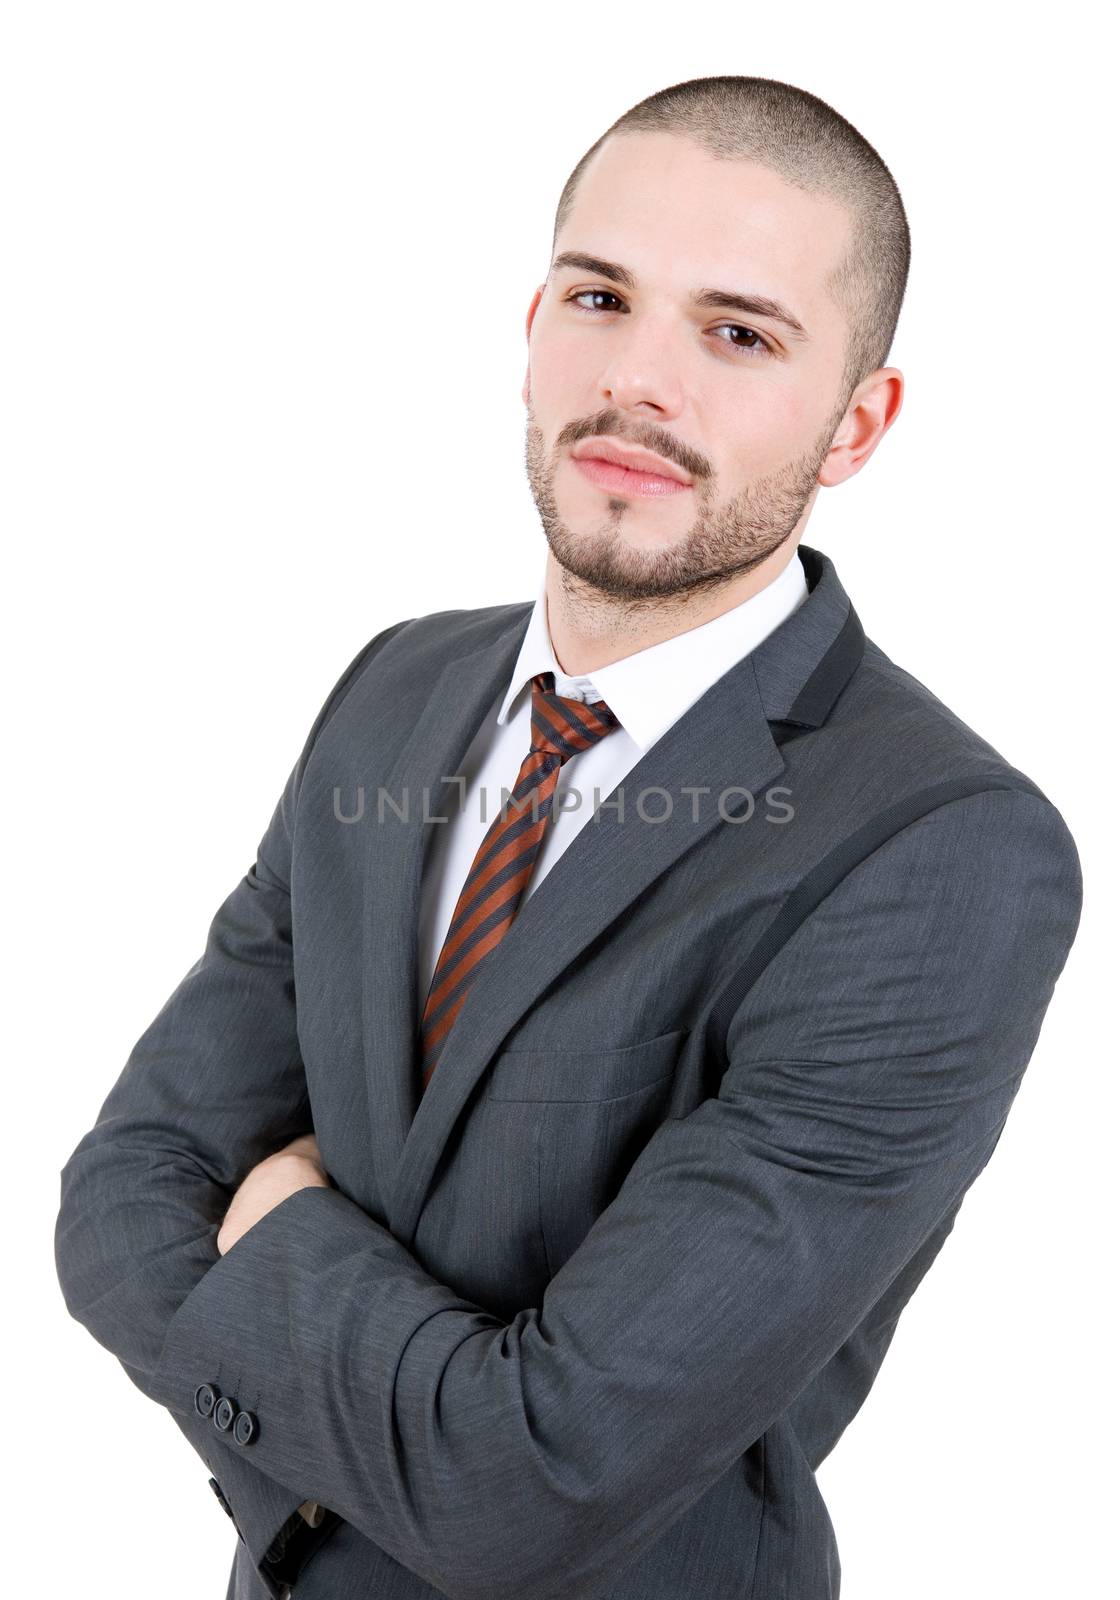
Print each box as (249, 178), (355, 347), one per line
(529, 671), (619, 762)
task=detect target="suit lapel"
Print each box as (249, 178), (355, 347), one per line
(364, 545), (864, 1245)
(360, 604), (533, 1220)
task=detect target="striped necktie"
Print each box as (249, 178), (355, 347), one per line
(418, 669), (620, 1093)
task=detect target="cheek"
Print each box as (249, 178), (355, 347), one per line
(715, 380), (809, 472)
(528, 315), (588, 400)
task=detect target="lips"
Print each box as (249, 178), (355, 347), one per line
(572, 438), (693, 486)
(571, 454), (693, 498)
(569, 438), (694, 500)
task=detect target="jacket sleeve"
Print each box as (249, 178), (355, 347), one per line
(137, 785), (1083, 1600)
(53, 618), (413, 1599)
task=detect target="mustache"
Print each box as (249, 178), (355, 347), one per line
(557, 410), (710, 483)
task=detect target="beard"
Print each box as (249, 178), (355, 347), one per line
(523, 400), (845, 605)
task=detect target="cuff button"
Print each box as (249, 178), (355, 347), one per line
(213, 1395), (237, 1432)
(194, 1382), (219, 1418)
(207, 1476), (235, 1520)
(233, 1409), (259, 1446)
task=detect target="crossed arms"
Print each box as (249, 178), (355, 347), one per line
(54, 642), (1083, 1600)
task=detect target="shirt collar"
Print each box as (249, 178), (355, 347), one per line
(495, 548), (810, 753)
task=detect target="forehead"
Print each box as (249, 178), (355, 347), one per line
(557, 131), (852, 320)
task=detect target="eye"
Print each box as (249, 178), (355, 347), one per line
(563, 289), (774, 358)
(566, 288), (626, 314)
(710, 323), (773, 358)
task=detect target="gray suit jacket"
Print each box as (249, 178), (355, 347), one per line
(54, 543), (1083, 1599)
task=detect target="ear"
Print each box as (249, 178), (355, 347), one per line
(817, 368), (905, 487)
(523, 285), (545, 405)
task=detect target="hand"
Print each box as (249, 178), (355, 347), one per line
(217, 1132), (331, 1256)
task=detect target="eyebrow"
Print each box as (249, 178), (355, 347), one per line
(549, 251), (811, 343)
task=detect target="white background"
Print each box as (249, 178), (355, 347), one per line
(6, 3), (1113, 1595)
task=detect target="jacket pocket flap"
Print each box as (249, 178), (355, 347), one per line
(485, 1027), (688, 1103)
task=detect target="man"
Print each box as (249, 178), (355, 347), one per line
(55, 74), (1082, 1599)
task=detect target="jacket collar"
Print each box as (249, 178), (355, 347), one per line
(496, 548), (811, 753)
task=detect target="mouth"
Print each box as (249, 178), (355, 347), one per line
(570, 439), (694, 499)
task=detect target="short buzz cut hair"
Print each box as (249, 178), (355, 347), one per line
(552, 75), (910, 409)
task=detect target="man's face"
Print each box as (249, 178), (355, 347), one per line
(523, 131), (859, 602)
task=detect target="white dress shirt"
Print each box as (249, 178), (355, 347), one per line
(416, 549), (809, 1012)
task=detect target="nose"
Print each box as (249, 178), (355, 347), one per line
(597, 320), (685, 421)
